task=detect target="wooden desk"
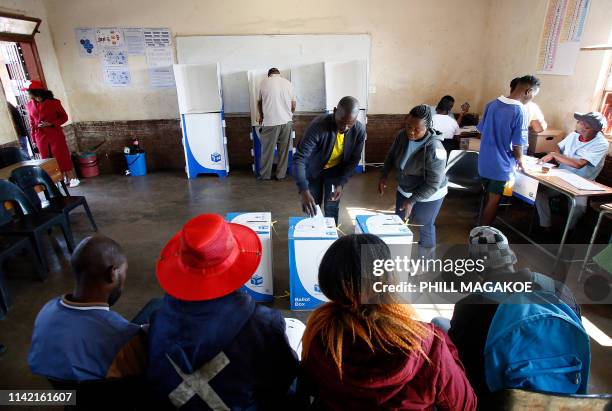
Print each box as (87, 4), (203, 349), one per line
(0, 158), (62, 183)
(498, 166), (612, 272)
(523, 168), (612, 198)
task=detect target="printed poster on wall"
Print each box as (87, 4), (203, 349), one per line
(144, 28), (174, 88)
(143, 28), (172, 48)
(124, 27), (146, 55)
(103, 68), (131, 87)
(95, 27), (125, 48)
(97, 27), (131, 87)
(74, 28), (97, 57)
(536, 0), (591, 75)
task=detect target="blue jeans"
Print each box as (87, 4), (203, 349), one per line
(395, 191), (444, 249)
(308, 167), (342, 224)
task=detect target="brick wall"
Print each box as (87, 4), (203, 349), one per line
(67, 114), (407, 174)
(67, 114), (612, 180)
(62, 123), (78, 153)
(71, 119), (184, 174)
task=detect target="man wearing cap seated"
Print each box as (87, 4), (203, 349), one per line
(535, 112), (609, 231)
(147, 214), (299, 410)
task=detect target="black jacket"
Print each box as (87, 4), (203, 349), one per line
(292, 114), (366, 192)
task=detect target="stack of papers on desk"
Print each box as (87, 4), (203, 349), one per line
(549, 169), (605, 191)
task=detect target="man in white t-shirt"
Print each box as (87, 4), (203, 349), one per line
(257, 68), (296, 180)
(535, 112), (609, 230)
(432, 97), (463, 152)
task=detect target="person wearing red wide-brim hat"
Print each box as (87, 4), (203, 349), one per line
(148, 214), (299, 410)
(22, 80), (80, 187)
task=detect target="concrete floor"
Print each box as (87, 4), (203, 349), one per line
(0, 169), (610, 397)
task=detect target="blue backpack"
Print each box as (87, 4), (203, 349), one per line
(484, 290), (590, 394)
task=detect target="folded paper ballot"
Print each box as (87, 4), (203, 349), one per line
(294, 205), (334, 237)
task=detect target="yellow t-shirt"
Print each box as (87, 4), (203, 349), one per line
(324, 131), (345, 169)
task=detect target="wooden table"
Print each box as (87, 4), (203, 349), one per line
(497, 167), (612, 272)
(0, 158), (62, 183)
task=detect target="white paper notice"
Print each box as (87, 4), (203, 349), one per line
(145, 32), (174, 88)
(96, 27), (124, 48)
(74, 28), (97, 57)
(124, 28), (145, 55)
(146, 47), (175, 88)
(143, 28), (172, 48)
(104, 68), (130, 87)
(101, 47), (128, 66)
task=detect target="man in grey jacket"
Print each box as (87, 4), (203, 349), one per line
(379, 104), (448, 250)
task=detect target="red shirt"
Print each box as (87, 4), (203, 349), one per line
(26, 98), (69, 142)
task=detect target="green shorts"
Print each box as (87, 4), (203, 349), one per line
(481, 177), (507, 195)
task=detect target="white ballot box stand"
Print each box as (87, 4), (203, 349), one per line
(288, 216), (338, 310)
(355, 214), (413, 257)
(225, 212), (273, 302)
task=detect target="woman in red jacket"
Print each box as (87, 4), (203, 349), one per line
(23, 81), (79, 187)
(301, 234), (477, 411)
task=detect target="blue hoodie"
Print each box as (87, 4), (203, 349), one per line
(147, 292), (299, 410)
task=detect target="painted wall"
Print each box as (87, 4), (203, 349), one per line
(0, 0), (72, 144)
(482, 0), (612, 134)
(0, 82), (16, 144)
(39, 0), (491, 121)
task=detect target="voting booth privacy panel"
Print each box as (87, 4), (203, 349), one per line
(176, 34), (370, 175)
(174, 63), (229, 179)
(247, 69), (296, 178)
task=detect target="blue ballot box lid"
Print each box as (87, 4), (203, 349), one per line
(356, 214), (413, 237)
(288, 216), (338, 240)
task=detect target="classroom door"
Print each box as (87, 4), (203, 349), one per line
(0, 41), (44, 155)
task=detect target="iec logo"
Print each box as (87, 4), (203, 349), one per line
(250, 275), (263, 286)
(211, 152), (222, 163)
(80, 39), (94, 54)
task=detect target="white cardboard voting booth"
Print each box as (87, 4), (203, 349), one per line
(324, 60), (368, 172)
(225, 212), (273, 302)
(173, 63), (229, 179)
(288, 216), (338, 310)
(247, 69), (295, 178)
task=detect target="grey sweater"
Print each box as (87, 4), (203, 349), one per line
(381, 129), (448, 205)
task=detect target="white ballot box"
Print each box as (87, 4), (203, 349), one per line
(288, 216), (338, 310)
(355, 214), (413, 259)
(226, 212), (273, 302)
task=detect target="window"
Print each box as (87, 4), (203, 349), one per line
(600, 61), (612, 137)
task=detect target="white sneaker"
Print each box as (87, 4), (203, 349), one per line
(69, 178), (81, 188)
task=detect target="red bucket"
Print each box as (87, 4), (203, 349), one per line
(78, 152), (99, 178)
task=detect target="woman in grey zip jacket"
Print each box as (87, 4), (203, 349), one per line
(378, 104), (448, 250)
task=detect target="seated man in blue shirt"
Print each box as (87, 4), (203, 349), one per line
(29, 235), (147, 381)
(536, 112), (609, 231)
(478, 75), (540, 226)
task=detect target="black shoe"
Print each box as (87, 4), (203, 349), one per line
(0, 344), (6, 355)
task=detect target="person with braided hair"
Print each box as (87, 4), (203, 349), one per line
(379, 104), (448, 253)
(301, 234), (477, 410)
